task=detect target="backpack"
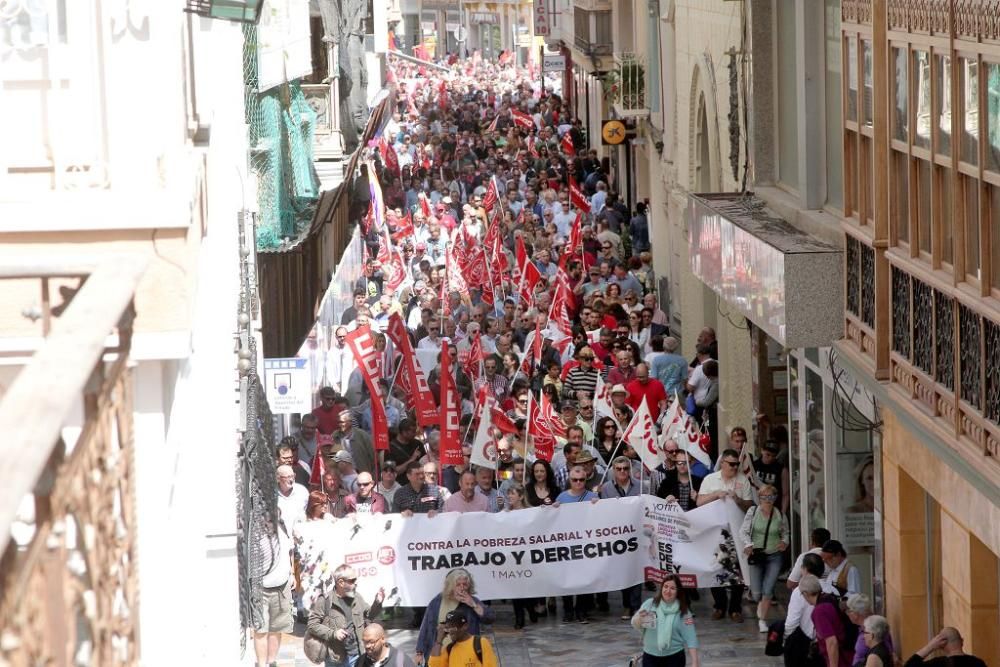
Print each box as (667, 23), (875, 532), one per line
(833, 559), (854, 597)
(445, 635), (484, 665)
(815, 593), (859, 650)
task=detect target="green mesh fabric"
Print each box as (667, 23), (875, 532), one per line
(243, 26), (319, 249)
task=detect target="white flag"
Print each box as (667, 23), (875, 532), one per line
(470, 395), (498, 468)
(675, 415), (712, 469)
(623, 398), (662, 471)
(594, 373), (615, 419)
(659, 393), (686, 443)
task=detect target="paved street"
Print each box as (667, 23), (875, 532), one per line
(271, 591), (784, 666)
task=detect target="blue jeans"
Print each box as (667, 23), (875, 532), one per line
(748, 551), (784, 600)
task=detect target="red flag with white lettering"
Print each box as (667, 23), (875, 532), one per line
(526, 393), (556, 462)
(371, 398), (389, 451)
(541, 390), (566, 439)
(482, 176), (500, 213)
(343, 326), (384, 400)
(386, 314), (438, 427)
(510, 108), (535, 130)
(439, 341), (464, 466)
(569, 175), (591, 213)
(518, 260), (542, 306)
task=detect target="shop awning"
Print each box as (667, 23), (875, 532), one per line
(687, 193), (843, 349)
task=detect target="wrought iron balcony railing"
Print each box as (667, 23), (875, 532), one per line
(609, 53), (648, 116)
(0, 257), (146, 667)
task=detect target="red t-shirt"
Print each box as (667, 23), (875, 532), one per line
(812, 600), (854, 667)
(312, 405), (341, 435)
(624, 378), (668, 421)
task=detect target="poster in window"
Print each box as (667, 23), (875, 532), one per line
(839, 453), (875, 548)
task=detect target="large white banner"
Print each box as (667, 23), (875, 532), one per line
(293, 496), (748, 608)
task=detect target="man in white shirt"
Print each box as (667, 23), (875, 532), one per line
(697, 448), (754, 622)
(787, 527), (832, 590)
(821, 539), (863, 597)
(276, 465), (308, 528)
(783, 552), (836, 663)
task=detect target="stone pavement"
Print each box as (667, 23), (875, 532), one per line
(265, 592), (785, 667)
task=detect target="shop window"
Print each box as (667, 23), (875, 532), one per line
(892, 151), (910, 245)
(805, 367), (827, 533)
(892, 46), (908, 142)
(789, 354), (803, 554)
(914, 50), (932, 150)
(834, 393), (877, 596)
(935, 54), (952, 156)
(963, 175), (981, 282)
(960, 57), (979, 166)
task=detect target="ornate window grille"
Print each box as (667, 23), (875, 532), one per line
(959, 304), (982, 409)
(891, 265), (910, 357)
(912, 278), (933, 374)
(847, 236), (860, 317)
(985, 318), (1000, 425)
(934, 290), (955, 390)
(860, 243), (876, 327)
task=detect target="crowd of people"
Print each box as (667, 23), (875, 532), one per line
(251, 54), (987, 667)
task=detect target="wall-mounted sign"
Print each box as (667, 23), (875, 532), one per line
(601, 119), (626, 145)
(264, 357), (312, 414)
(470, 12), (498, 24)
(533, 0), (549, 36)
(542, 54), (565, 72)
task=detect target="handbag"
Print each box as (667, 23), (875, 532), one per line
(764, 619), (785, 656)
(685, 393), (698, 415)
(303, 632), (328, 665)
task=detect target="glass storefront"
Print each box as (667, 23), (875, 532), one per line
(787, 348), (884, 607)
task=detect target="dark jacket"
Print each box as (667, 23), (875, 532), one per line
(415, 593), (496, 657)
(308, 590), (383, 664)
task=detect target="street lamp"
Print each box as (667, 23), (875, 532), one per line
(184, 0), (265, 23)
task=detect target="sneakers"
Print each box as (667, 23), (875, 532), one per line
(758, 619), (769, 633)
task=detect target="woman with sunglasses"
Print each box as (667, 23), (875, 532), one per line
(592, 416), (622, 465)
(631, 574), (701, 667)
(739, 484), (789, 632)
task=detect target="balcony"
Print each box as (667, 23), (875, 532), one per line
(0, 257), (146, 666)
(573, 8), (612, 57)
(609, 53), (648, 117)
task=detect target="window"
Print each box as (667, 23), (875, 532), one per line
(914, 50), (931, 149)
(825, 0), (843, 209)
(987, 62), (1000, 173)
(937, 166), (953, 266)
(960, 57), (979, 165)
(893, 46), (908, 142)
(990, 184), (1000, 292)
(777, 0), (799, 190)
(893, 151), (910, 244)
(935, 54), (952, 155)
(863, 39), (874, 127)
(917, 160), (932, 255)
(847, 37), (858, 122)
(964, 175), (981, 282)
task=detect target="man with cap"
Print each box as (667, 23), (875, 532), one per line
(427, 610), (498, 667)
(332, 450), (359, 495)
(609, 384), (634, 424)
(574, 448), (604, 492)
(821, 540), (862, 598)
(375, 460), (401, 508)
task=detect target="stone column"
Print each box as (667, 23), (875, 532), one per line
(941, 512), (1000, 664)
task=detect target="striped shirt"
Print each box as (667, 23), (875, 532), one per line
(392, 483), (444, 514)
(563, 366), (599, 399)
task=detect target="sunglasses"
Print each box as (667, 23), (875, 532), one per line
(339, 577), (358, 584)
(723, 460), (740, 467)
(613, 466), (630, 472)
(759, 494), (777, 501)
(570, 478), (586, 483)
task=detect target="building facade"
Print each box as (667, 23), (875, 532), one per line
(596, 0), (1000, 661)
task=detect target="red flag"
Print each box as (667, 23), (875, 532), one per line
(343, 326), (384, 400)
(510, 108), (535, 130)
(439, 341), (464, 466)
(371, 399), (389, 451)
(518, 259), (543, 306)
(309, 448), (327, 487)
(380, 136), (400, 176)
(560, 131), (576, 157)
(418, 193), (431, 217)
(526, 135), (539, 158)
(514, 235), (528, 283)
(385, 314), (438, 427)
(486, 114), (499, 133)
(569, 176), (591, 213)
(540, 390), (566, 439)
(482, 176), (499, 212)
(391, 210), (414, 243)
(384, 248), (409, 295)
(558, 213), (583, 269)
(526, 393), (556, 462)
(463, 334), (485, 380)
(490, 405), (519, 434)
(446, 243), (469, 297)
